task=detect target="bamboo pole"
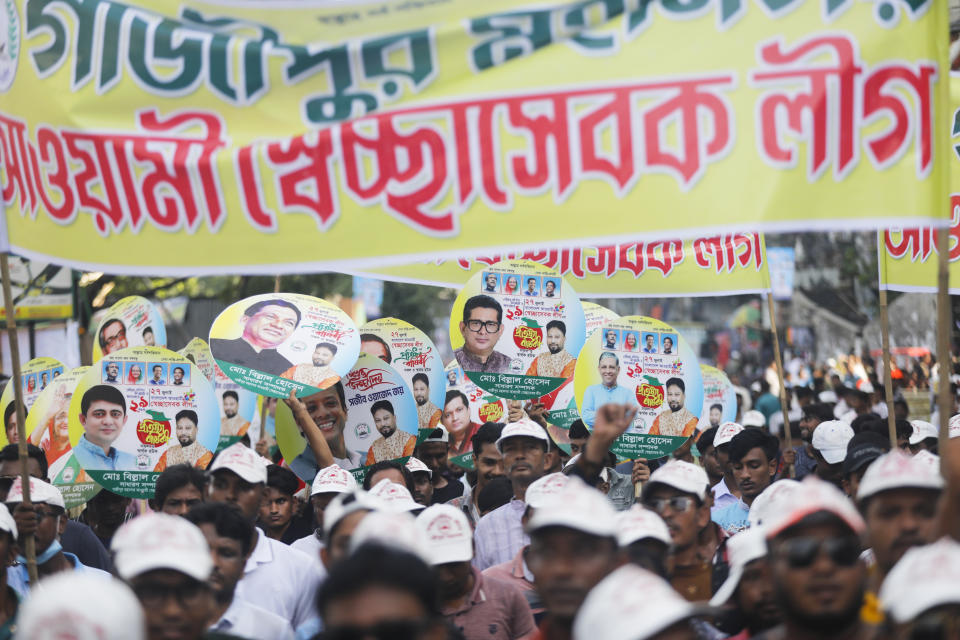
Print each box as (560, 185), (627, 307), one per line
(766, 293), (795, 478)
(936, 227), (952, 470)
(879, 288), (898, 448)
(257, 275), (282, 451)
(0, 254), (37, 582)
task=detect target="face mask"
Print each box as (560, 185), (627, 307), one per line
(18, 538), (62, 566)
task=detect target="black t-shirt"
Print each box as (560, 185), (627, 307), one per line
(430, 475), (466, 504)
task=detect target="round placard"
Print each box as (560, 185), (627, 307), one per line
(209, 293), (360, 399)
(583, 302), (620, 338)
(449, 260), (585, 400)
(441, 360), (509, 469)
(698, 365), (737, 432)
(69, 346), (219, 498)
(0, 357), (64, 445)
(574, 316), (703, 460)
(92, 296), (166, 361)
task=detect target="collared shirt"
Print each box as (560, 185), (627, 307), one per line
(289, 443), (361, 483)
(210, 597), (295, 640)
(711, 478), (738, 511)
(8, 552), (110, 595)
(580, 384), (636, 426)
(483, 547), (544, 619)
(442, 567), (535, 640)
(73, 435), (136, 472)
(454, 348), (512, 375)
(290, 531), (324, 561)
(712, 499), (751, 535)
(234, 528), (322, 628)
(149, 378), (165, 385)
(473, 499), (527, 571)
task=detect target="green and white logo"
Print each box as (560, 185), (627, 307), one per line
(0, 0), (19, 92)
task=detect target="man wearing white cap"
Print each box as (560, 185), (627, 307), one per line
(908, 419), (939, 454)
(526, 478), (621, 640)
(406, 456), (435, 506)
(416, 504), (534, 639)
(711, 421), (745, 512)
(206, 443), (319, 628)
(417, 425), (467, 504)
(5, 476), (109, 591)
(111, 512), (219, 640)
(473, 419), (549, 570)
(616, 505), (672, 579)
(291, 464), (357, 559)
(185, 502), (295, 640)
(856, 449), (943, 624)
(810, 420), (854, 488)
(761, 477), (870, 640)
(879, 537), (960, 639)
(710, 528), (781, 639)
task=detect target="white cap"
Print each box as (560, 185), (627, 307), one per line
(749, 479), (801, 528)
(615, 505), (671, 547)
(856, 449), (944, 501)
(405, 457), (433, 478)
(349, 510), (429, 562)
(208, 443), (267, 484)
(741, 410), (766, 428)
(710, 527), (768, 606)
(415, 504), (473, 565)
(311, 464), (357, 496)
(913, 449), (941, 473)
(496, 419), (550, 453)
(6, 477), (64, 510)
(645, 460), (710, 501)
(16, 572), (146, 640)
(881, 537), (960, 623)
(763, 476), (865, 538)
(714, 422), (745, 447)
(322, 489), (382, 539)
(422, 425), (449, 443)
(949, 414), (960, 438)
(819, 390), (838, 403)
(112, 513), (212, 582)
(909, 420), (939, 445)
(527, 477), (617, 538)
(574, 565), (700, 640)
(860, 381), (876, 394)
(525, 472), (570, 509)
(811, 420), (855, 464)
(0, 504), (16, 541)
(369, 479), (422, 513)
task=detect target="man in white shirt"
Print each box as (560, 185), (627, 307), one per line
(185, 501), (294, 640)
(290, 464), (357, 560)
(206, 443), (320, 628)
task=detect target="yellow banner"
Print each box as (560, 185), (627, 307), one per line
(879, 72), (960, 293)
(0, 0), (949, 275)
(358, 233), (769, 297)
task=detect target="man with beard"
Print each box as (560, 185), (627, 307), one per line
(153, 410), (213, 472)
(757, 477), (870, 640)
(284, 384), (360, 480)
(580, 353), (635, 426)
(280, 342), (339, 388)
(442, 390), (481, 456)
(363, 400), (417, 465)
(412, 373), (441, 430)
(525, 321), (576, 379)
(185, 503), (295, 639)
(210, 299), (301, 376)
(711, 528), (782, 639)
(713, 429), (779, 535)
(650, 378), (699, 437)
(220, 391), (250, 438)
(855, 449), (942, 625)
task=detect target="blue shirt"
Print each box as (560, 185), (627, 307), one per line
(712, 499), (751, 535)
(580, 383), (637, 426)
(73, 435), (137, 472)
(473, 499), (527, 571)
(8, 552), (110, 595)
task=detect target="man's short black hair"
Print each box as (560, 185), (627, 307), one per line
(370, 400), (395, 417)
(698, 426), (718, 451)
(728, 429), (780, 463)
(317, 543), (439, 619)
(97, 318), (125, 349)
(444, 390), (468, 411)
(184, 502), (255, 556)
(360, 334), (392, 363)
(173, 366), (185, 376)
(154, 464), (206, 509)
(412, 373), (429, 387)
(0, 443), (47, 479)
(545, 320), (566, 335)
(665, 377), (685, 393)
(174, 409), (198, 426)
(80, 385), (126, 416)
(568, 420), (590, 440)
(862, 418), (913, 443)
(850, 413), (882, 434)
(142, 326), (153, 337)
(362, 460), (414, 492)
(266, 465), (300, 496)
(477, 476), (513, 514)
(471, 422), (504, 454)
(803, 403), (835, 423)
(710, 403), (723, 413)
(222, 390), (239, 402)
(462, 295), (503, 325)
(315, 342), (338, 355)
(242, 299), (302, 327)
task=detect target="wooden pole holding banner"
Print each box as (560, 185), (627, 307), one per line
(257, 275), (283, 452)
(879, 288), (898, 449)
(766, 293), (795, 478)
(937, 227), (952, 468)
(0, 254), (38, 583)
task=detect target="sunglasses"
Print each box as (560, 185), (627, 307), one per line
(774, 536), (861, 569)
(317, 620), (427, 640)
(643, 496), (697, 514)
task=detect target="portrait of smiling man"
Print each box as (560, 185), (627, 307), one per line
(74, 384), (136, 471)
(211, 298), (302, 376)
(454, 294), (511, 375)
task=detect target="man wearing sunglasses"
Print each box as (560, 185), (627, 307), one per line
(760, 477), (870, 640)
(454, 295), (511, 375)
